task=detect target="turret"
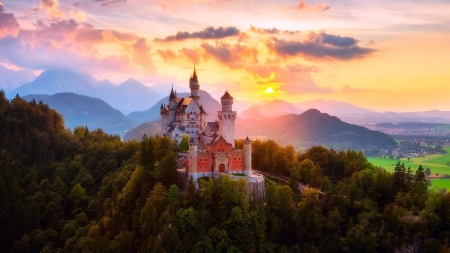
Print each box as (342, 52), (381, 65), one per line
(220, 91), (233, 112)
(188, 139), (198, 176)
(218, 91), (237, 147)
(189, 67), (200, 102)
(244, 136), (252, 176)
(169, 85), (176, 122)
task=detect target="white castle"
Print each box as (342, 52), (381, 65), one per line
(160, 68), (264, 197)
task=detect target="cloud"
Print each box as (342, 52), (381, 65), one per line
(131, 38), (155, 71)
(267, 32), (375, 60)
(154, 26), (240, 42)
(75, 26), (139, 44)
(296, 0), (329, 11)
(340, 85), (364, 92)
(249, 25), (280, 34)
(70, 9), (86, 21)
(0, 3), (20, 38)
(200, 42), (258, 66)
(156, 48), (177, 62)
(0, 17), (154, 75)
(40, 0), (66, 19)
(180, 48), (201, 64)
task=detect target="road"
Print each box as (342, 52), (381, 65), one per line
(253, 170), (326, 197)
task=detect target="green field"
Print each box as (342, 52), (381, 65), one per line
(368, 147), (450, 190)
(429, 179), (450, 191)
(435, 125), (450, 130)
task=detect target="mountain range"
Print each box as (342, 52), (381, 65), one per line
(7, 69), (162, 114)
(22, 93), (134, 137)
(127, 89), (222, 124)
(235, 109), (398, 150)
(125, 109), (397, 150)
(0, 66), (36, 92)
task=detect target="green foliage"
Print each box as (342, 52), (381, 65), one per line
(2, 91), (450, 252)
(178, 134), (190, 152)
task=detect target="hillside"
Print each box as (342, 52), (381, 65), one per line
(128, 89), (221, 124)
(123, 120), (162, 141)
(23, 93), (135, 136)
(236, 109), (398, 150)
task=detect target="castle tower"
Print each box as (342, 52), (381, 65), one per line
(169, 85), (176, 122)
(188, 139), (198, 176)
(244, 136), (252, 176)
(218, 91), (237, 147)
(189, 67), (200, 103)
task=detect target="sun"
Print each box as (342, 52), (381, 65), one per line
(264, 86), (275, 93)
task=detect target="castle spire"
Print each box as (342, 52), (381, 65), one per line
(192, 66), (198, 82)
(169, 84), (176, 99)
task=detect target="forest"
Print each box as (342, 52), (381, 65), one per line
(1, 90), (450, 253)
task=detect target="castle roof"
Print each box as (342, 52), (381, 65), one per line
(206, 121), (219, 130)
(190, 67), (198, 83)
(221, 91), (232, 98)
(169, 85), (176, 99)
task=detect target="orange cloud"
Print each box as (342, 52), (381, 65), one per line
(296, 0), (329, 11)
(40, 0), (66, 20)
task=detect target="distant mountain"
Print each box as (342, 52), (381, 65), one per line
(296, 99), (374, 114)
(235, 109), (397, 150)
(238, 105), (271, 120)
(0, 66), (36, 92)
(22, 93), (135, 137)
(239, 99), (303, 119)
(8, 69), (163, 114)
(127, 90), (221, 124)
(8, 69), (96, 98)
(99, 78), (162, 114)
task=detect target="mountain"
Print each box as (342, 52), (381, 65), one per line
(238, 105), (271, 120)
(235, 109), (397, 150)
(8, 69), (163, 114)
(127, 90), (222, 124)
(99, 78), (162, 114)
(22, 93), (135, 137)
(0, 66), (36, 92)
(296, 99), (374, 114)
(7, 69), (96, 98)
(239, 99), (303, 119)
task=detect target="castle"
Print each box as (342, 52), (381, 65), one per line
(160, 68), (264, 197)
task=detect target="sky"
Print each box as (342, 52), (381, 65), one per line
(0, 0), (449, 111)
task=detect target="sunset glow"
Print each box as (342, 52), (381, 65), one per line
(264, 87), (275, 94)
(1, 0), (450, 111)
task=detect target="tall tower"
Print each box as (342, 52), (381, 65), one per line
(218, 91), (237, 147)
(188, 139), (198, 178)
(169, 86), (176, 122)
(189, 67), (200, 103)
(243, 136), (252, 176)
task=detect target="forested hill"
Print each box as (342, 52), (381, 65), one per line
(1, 90), (450, 252)
(22, 92), (135, 136)
(236, 109), (398, 150)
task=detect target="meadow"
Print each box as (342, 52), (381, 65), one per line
(368, 147), (450, 190)
(435, 125), (450, 130)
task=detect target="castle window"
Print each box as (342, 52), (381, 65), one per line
(234, 157), (236, 160)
